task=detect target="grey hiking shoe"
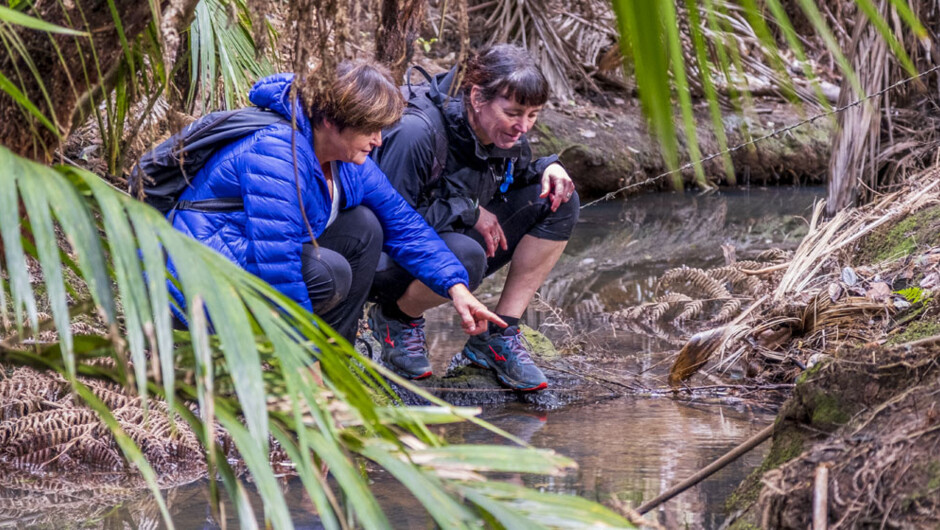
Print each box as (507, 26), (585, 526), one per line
(461, 326), (548, 391)
(367, 304), (432, 380)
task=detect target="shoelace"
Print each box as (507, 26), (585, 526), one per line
(401, 320), (427, 356)
(504, 330), (535, 365)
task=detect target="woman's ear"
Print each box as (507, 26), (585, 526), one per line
(469, 85), (484, 113)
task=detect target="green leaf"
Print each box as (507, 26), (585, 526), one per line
(793, 0), (863, 97)
(16, 157), (74, 372)
(0, 70), (58, 134)
(411, 445), (576, 476)
(0, 148), (38, 331)
(0, 5), (88, 35)
(684, 0), (734, 184)
(457, 481), (634, 528)
(852, 0), (918, 76)
(662, 0), (707, 188)
(361, 440), (478, 529)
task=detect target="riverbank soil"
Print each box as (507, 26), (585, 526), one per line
(713, 172), (940, 528)
(531, 101), (832, 197)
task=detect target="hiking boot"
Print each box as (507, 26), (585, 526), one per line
(367, 304), (432, 380)
(461, 326), (548, 391)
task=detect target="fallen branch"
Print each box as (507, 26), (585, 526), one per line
(813, 464), (829, 530)
(648, 383), (795, 394)
(893, 333), (940, 350)
(637, 422), (776, 515)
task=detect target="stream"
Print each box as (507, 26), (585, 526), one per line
(1, 186), (824, 528)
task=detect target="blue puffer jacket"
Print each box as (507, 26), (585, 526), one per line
(169, 73), (469, 313)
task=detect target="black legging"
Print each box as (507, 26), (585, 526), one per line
(302, 206), (383, 342)
(370, 182), (580, 307)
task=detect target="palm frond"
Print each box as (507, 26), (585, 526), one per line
(0, 146), (633, 528)
(607, 0), (923, 190)
(188, 0), (274, 112)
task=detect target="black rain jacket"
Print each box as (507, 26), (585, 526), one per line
(371, 67), (560, 233)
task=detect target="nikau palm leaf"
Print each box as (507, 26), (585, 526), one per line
(608, 0), (924, 191)
(0, 146), (633, 529)
(188, 0), (274, 112)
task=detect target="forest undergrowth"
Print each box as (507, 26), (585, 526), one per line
(606, 166), (940, 528)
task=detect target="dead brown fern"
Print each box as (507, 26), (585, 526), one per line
(658, 266), (733, 300)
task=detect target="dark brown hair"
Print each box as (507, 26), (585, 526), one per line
(306, 60), (404, 132)
(461, 44), (550, 106)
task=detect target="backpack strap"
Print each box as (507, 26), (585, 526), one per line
(167, 197), (244, 225)
(402, 66), (449, 184)
(404, 65), (444, 104)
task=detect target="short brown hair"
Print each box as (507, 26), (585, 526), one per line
(305, 60), (404, 132)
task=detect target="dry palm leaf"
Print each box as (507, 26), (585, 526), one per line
(668, 296), (767, 386)
(776, 178), (939, 299)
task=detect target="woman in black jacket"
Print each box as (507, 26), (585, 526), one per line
(369, 44), (578, 391)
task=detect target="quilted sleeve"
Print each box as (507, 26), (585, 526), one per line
(238, 127), (327, 312)
(357, 158), (469, 298)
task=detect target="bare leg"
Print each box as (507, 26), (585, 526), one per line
(396, 279), (449, 317)
(494, 235), (566, 318)
(396, 235), (566, 319)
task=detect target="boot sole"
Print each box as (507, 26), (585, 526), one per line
(462, 346), (548, 392)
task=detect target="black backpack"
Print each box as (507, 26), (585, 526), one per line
(400, 66), (451, 184)
(129, 106), (288, 215)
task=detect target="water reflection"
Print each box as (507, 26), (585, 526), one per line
(372, 399), (775, 529)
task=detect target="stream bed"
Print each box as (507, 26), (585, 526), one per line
(2, 186), (824, 528)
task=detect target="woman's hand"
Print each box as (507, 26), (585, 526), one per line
(473, 206), (508, 258)
(448, 283), (506, 335)
(539, 163), (576, 212)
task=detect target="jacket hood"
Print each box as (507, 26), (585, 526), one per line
(249, 73), (313, 138)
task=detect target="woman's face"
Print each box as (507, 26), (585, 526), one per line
(335, 127), (383, 165)
(470, 87), (542, 149)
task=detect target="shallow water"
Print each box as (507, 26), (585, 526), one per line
(1, 186), (823, 528)
(155, 399), (774, 529)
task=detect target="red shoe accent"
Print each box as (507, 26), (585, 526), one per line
(384, 325), (394, 346)
(489, 345), (506, 362)
(413, 371), (433, 380)
(520, 381), (548, 392)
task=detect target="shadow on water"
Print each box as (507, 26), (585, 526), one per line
(0, 187), (823, 528)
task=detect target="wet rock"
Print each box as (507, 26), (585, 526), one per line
(357, 327), (618, 410)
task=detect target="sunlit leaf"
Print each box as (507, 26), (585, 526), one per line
(0, 5), (88, 35)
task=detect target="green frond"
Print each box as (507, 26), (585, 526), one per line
(0, 147), (632, 528)
(188, 0), (273, 112)
(0, 5), (88, 35)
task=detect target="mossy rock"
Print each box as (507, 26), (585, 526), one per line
(887, 317), (940, 346)
(808, 392), (850, 428)
(520, 324), (560, 361)
(725, 426), (805, 515)
(859, 204), (940, 264)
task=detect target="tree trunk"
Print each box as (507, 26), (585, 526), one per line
(0, 0), (196, 161)
(374, 0), (427, 82)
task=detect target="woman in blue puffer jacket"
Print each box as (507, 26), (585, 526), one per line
(168, 60), (503, 346)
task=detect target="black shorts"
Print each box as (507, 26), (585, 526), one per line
(369, 183), (579, 306)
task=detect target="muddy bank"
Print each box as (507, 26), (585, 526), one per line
(709, 182), (940, 528)
(531, 102), (833, 197)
